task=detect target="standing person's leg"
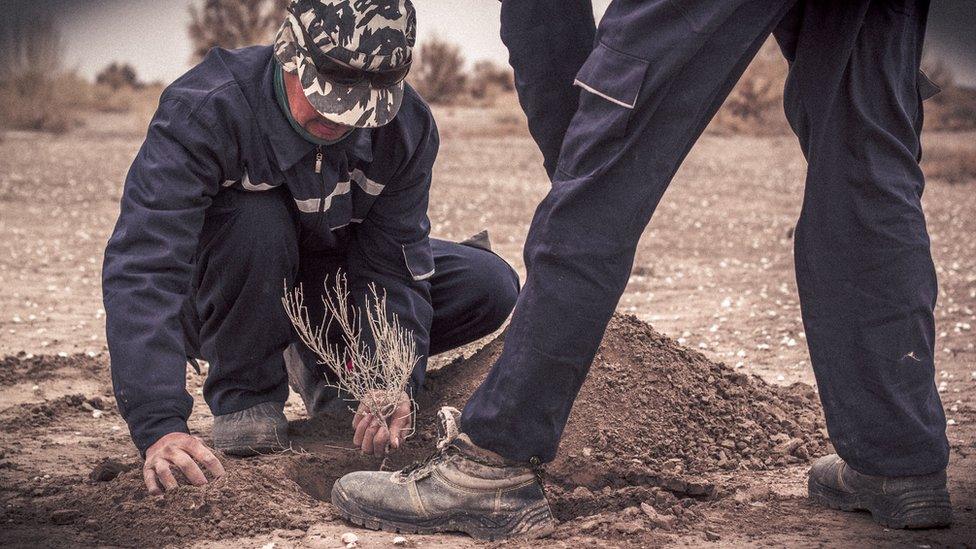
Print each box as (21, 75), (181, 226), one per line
(775, 0), (950, 527)
(181, 188), (299, 454)
(330, 0), (800, 540)
(500, 0), (596, 178)
(462, 0), (797, 464)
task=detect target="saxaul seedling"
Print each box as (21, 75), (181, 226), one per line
(282, 275), (418, 439)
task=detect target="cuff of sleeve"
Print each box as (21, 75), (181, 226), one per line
(124, 401), (192, 457)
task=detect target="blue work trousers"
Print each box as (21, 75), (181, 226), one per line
(181, 188), (520, 417)
(463, 0), (948, 477)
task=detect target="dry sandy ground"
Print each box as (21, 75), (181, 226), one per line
(0, 103), (974, 547)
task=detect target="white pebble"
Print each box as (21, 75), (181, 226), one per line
(341, 533), (359, 547)
(393, 536), (408, 546)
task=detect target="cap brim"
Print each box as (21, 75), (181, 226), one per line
(294, 50), (404, 129)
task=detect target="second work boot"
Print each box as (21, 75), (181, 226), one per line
(808, 454), (952, 529)
(331, 407), (556, 540)
(212, 401), (289, 456)
(284, 343), (349, 417)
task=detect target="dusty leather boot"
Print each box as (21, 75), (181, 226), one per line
(331, 407), (556, 540)
(283, 343), (349, 417)
(808, 454), (952, 529)
(212, 401), (289, 456)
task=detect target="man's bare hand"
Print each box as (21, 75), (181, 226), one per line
(352, 391), (412, 456)
(143, 432), (225, 495)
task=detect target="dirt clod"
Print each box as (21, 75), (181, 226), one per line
(49, 509), (80, 525)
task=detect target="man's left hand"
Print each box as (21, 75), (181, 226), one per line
(352, 390), (412, 456)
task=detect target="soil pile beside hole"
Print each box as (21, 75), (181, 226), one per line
(420, 314), (827, 518)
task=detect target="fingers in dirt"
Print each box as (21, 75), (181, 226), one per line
(144, 466), (162, 495)
(186, 438), (225, 478)
(172, 453), (208, 486)
(154, 461), (179, 491)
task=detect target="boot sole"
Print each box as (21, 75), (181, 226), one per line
(808, 476), (952, 529)
(331, 483), (556, 541)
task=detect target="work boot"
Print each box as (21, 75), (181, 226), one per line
(212, 401), (289, 456)
(284, 343), (349, 417)
(331, 407), (556, 540)
(808, 454), (952, 529)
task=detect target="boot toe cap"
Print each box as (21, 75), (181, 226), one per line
(333, 471), (414, 516)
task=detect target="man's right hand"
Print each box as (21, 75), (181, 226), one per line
(143, 432), (225, 495)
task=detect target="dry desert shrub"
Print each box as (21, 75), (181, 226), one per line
(0, 14), (156, 133)
(409, 35), (468, 105)
(188, 0), (289, 62)
(469, 60), (515, 101)
(922, 139), (976, 184)
(96, 62), (143, 91)
(921, 59), (976, 132)
(0, 13), (82, 133)
(282, 276), (418, 430)
(710, 39), (790, 136)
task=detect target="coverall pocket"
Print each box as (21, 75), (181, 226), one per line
(402, 239), (435, 282)
(557, 42), (649, 178)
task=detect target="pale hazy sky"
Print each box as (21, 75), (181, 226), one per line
(30, 0), (976, 87)
(50, 0), (610, 83)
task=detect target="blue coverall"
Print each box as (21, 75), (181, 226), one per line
(462, 0), (949, 477)
(102, 46), (520, 454)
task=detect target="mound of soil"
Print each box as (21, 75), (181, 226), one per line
(420, 314), (826, 520)
(6, 314), (827, 546)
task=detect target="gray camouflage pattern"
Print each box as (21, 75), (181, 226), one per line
(274, 0), (416, 128)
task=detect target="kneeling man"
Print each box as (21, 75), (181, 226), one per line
(102, 0), (518, 494)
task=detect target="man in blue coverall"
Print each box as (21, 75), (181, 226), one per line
(102, 0), (519, 495)
(333, 0), (953, 539)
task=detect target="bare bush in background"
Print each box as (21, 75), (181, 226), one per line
(96, 62), (143, 91)
(409, 35), (468, 105)
(469, 60), (515, 101)
(0, 13), (80, 133)
(188, 0), (289, 62)
(282, 276), (418, 432)
(710, 39), (790, 136)
(922, 58), (976, 132)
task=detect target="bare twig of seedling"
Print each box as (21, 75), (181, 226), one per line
(281, 275), (419, 442)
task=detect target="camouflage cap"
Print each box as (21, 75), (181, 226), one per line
(274, 0), (416, 128)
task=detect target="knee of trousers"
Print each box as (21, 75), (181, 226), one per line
(195, 191), (300, 306)
(466, 251), (520, 333)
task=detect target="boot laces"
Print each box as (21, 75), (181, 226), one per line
(396, 406), (462, 481)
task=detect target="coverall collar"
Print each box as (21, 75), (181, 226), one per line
(261, 58), (373, 172)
